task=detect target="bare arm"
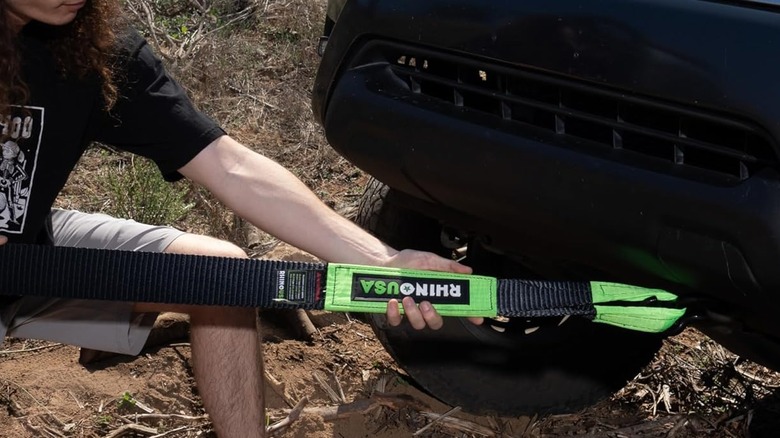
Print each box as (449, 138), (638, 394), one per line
(179, 136), (467, 270)
(179, 136), (480, 327)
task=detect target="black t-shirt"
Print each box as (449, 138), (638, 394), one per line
(0, 27), (225, 244)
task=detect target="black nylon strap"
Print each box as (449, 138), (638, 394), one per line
(0, 244), (596, 319)
(0, 244), (327, 309)
(498, 280), (595, 318)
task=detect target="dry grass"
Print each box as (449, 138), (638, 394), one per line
(530, 328), (780, 437)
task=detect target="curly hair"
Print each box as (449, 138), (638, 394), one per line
(0, 0), (123, 112)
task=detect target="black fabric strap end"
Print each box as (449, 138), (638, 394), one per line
(497, 279), (596, 319)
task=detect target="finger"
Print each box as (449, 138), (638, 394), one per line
(402, 297), (427, 330)
(419, 301), (444, 330)
(426, 256), (472, 274)
(386, 299), (402, 326)
(450, 260), (472, 274)
(0, 235), (7, 245)
(467, 317), (484, 325)
(391, 250), (473, 274)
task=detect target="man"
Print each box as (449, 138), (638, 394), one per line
(0, 1), (476, 436)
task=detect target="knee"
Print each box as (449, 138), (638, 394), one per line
(206, 239), (248, 259)
(166, 234), (248, 259)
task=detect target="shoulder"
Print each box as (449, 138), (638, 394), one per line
(113, 27), (155, 65)
(111, 28), (171, 96)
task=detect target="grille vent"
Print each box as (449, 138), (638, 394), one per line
(369, 43), (777, 182)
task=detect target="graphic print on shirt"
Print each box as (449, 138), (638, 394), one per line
(0, 106), (43, 234)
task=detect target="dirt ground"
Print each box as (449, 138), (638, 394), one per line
(2, 243), (780, 438)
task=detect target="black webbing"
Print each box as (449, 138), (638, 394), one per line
(0, 244), (599, 319)
(497, 279), (596, 318)
(0, 244), (327, 309)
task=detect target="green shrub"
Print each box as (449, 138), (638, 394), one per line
(105, 155), (193, 226)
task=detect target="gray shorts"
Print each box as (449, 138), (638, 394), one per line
(0, 209), (186, 355)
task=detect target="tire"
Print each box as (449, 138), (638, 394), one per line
(356, 178), (663, 415)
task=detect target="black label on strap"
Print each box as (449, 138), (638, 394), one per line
(351, 274), (469, 304)
(276, 269), (323, 303)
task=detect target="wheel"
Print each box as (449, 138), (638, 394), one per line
(356, 178), (663, 415)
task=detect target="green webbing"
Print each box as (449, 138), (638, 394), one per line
(590, 281), (679, 304)
(593, 305), (686, 333)
(324, 263), (498, 317)
(590, 281), (686, 332)
(323, 265), (686, 332)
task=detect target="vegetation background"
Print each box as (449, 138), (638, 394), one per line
(61, 0), (363, 254)
(2, 0), (780, 437)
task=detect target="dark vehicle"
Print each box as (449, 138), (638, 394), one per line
(312, 0), (780, 415)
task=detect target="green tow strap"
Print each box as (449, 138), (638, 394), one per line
(0, 244), (687, 333)
(590, 282), (686, 333)
(324, 264), (686, 333)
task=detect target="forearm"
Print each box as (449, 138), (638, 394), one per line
(180, 136), (475, 328)
(180, 136), (399, 265)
